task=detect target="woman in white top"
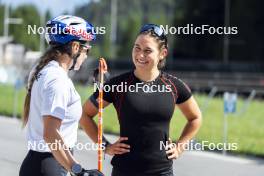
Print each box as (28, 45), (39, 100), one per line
(19, 15), (101, 176)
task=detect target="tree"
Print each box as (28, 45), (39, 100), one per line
(172, 0), (225, 61)
(74, 0), (177, 59)
(9, 4), (41, 51)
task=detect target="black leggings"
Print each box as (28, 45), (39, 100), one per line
(19, 150), (68, 176)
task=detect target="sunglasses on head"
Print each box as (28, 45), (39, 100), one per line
(140, 24), (166, 38)
(139, 24), (167, 47)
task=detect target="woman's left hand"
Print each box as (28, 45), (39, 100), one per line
(165, 138), (184, 160)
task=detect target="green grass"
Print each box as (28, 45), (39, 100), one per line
(1, 84), (264, 157)
(0, 84), (26, 117)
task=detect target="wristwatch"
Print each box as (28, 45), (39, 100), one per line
(71, 163), (82, 175)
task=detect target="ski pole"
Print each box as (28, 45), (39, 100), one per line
(98, 58), (108, 172)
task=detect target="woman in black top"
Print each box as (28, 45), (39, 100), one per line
(80, 24), (202, 176)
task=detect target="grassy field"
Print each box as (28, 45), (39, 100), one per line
(0, 84), (263, 157)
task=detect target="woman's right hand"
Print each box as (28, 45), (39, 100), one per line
(105, 137), (130, 156)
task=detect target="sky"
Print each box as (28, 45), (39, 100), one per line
(3, 0), (94, 16)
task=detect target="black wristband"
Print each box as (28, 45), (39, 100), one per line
(102, 135), (111, 149)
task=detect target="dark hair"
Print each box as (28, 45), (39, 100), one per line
(22, 43), (73, 127)
(139, 30), (168, 69)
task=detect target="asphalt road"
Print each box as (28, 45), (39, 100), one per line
(0, 116), (263, 176)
